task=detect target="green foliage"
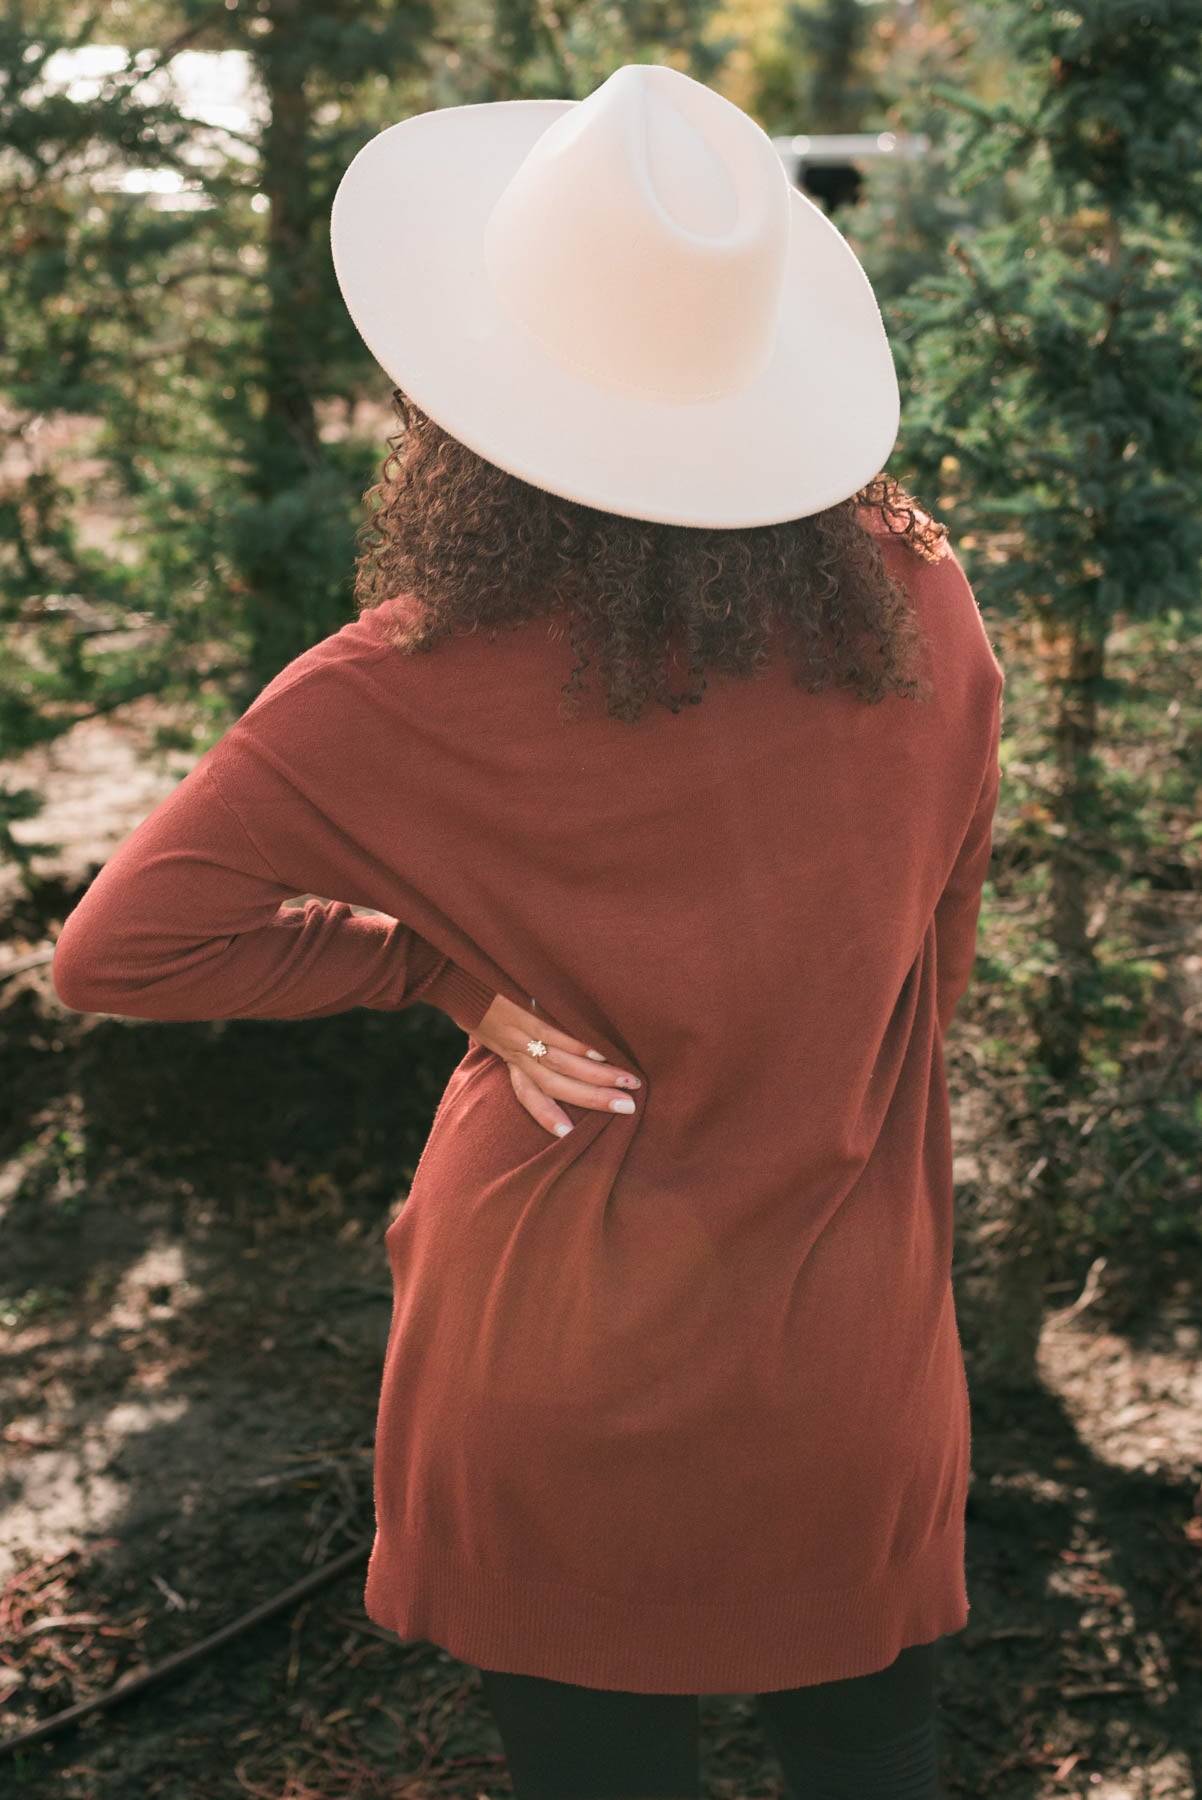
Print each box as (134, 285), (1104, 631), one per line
(4, 0), (1196, 1360)
(1, 0), (736, 891)
(848, 2), (1202, 1302)
(1, 9), (243, 879)
(890, 1), (1202, 626)
(773, 0), (878, 134)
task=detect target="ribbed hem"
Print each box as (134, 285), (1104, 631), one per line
(363, 1516), (969, 1695)
(419, 960), (497, 1033)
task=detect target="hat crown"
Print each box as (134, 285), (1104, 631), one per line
(482, 64), (792, 405)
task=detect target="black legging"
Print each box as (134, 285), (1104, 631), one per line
(477, 1638), (943, 1800)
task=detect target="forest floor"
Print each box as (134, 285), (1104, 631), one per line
(1, 450), (1200, 1797)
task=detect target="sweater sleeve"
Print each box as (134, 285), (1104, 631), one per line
(51, 754), (497, 1033)
(933, 678), (1003, 1037)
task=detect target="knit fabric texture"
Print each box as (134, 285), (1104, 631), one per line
(53, 520), (1004, 1694)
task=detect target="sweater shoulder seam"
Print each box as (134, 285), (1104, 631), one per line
(201, 757), (293, 890)
(237, 632), (397, 721)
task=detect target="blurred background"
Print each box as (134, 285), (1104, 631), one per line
(2, 1), (1201, 1794)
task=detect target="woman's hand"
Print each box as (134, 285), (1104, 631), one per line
(473, 993), (642, 1137)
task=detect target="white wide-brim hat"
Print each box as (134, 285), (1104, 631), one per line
(330, 62), (899, 530)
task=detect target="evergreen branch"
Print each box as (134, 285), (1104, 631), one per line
(921, 79), (1039, 163)
(1092, 212), (1124, 353)
(95, 339), (207, 372)
(945, 238), (1028, 360)
(924, 80), (1022, 136)
(151, 262), (258, 293)
(90, 19), (217, 102)
(46, 661), (245, 725)
(423, 34), (512, 83)
(187, 122), (262, 156)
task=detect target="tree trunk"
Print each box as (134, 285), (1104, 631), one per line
(256, 0), (321, 489)
(983, 603), (1108, 1389)
(1039, 603), (1107, 1081)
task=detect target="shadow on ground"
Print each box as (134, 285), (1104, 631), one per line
(1, 933), (1200, 1798)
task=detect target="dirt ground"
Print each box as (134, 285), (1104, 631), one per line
(1, 484), (1200, 1795)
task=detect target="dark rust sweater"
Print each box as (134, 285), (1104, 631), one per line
(53, 521), (1004, 1693)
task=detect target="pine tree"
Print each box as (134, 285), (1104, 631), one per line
(883, 0), (1202, 1383)
(0, 7), (203, 881)
(1, 2), (734, 901)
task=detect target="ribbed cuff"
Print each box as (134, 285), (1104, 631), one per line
(420, 959), (497, 1033)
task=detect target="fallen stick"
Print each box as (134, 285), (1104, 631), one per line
(0, 1536), (373, 1760)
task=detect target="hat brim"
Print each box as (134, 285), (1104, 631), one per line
(330, 99), (900, 529)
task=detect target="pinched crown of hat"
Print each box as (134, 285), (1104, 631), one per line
(482, 64), (791, 405)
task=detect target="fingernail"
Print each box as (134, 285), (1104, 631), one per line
(610, 1096), (636, 1114)
(586, 1050), (607, 1061)
(554, 1121), (574, 1137)
(617, 1075), (640, 1088)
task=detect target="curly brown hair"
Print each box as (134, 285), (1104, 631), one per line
(352, 386), (948, 725)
